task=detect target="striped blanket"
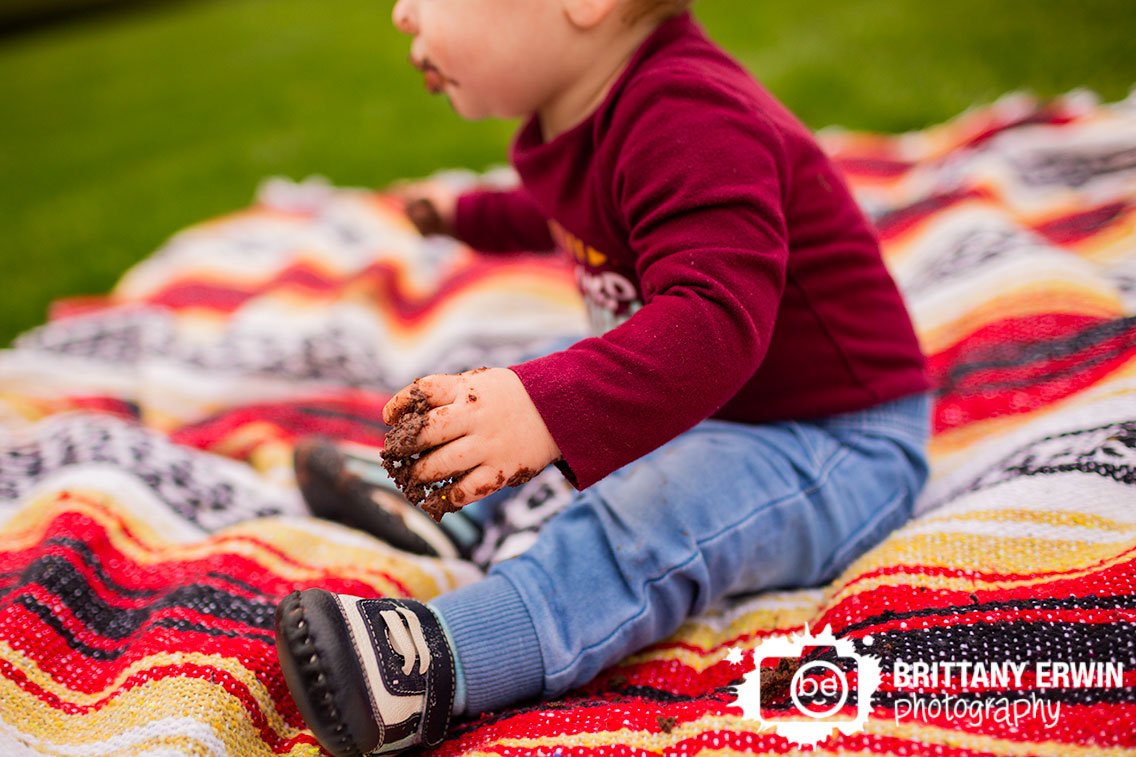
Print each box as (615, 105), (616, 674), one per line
(1, 89), (1134, 755)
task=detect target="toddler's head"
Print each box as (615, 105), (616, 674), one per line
(392, 0), (692, 126)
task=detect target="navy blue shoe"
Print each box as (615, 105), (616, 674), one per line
(275, 588), (456, 755)
(294, 437), (481, 560)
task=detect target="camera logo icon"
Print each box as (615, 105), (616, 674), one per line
(731, 624), (882, 748)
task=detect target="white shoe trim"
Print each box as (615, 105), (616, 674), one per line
(335, 595), (422, 732)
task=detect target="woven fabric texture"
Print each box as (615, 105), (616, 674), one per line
(1, 89), (1134, 755)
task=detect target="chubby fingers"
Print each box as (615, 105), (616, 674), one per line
(383, 374), (459, 425)
(383, 402), (472, 458)
(445, 465), (508, 507)
(410, 435), (482, 484)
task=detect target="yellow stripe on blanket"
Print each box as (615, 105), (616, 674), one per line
(0, 643), (294, 734)
(0, 671), (312, 756)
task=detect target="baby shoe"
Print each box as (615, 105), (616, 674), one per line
(293, 437), (481, 560)
(275, 588), (456, 756)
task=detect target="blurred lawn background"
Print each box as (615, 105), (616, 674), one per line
(1, 0), (1133, 346)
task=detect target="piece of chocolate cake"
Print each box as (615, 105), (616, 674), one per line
(380, 385), (462, 522)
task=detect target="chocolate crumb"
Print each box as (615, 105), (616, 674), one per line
(506, 467), (537, 488)
(656, 715), (677, 733)
(419, 485), (462, 522)
(467, 393), (477, 403)
(970, 593), (980, 604)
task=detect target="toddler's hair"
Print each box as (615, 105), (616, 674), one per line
(624, 0), (693, 24)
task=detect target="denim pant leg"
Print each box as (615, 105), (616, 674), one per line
(432, 392), (931, 714)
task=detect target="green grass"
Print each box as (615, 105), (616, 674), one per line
(1, 0), (1133, 345)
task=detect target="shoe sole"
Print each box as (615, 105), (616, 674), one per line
(275, 589), (379, 757)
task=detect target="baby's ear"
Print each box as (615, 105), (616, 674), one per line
(562, 0), (619, 29)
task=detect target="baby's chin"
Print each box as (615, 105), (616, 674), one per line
(446, 97), (480, 120)
(445, 93), (510, 122)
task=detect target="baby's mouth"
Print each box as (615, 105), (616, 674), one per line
(411, 56), (455, 94)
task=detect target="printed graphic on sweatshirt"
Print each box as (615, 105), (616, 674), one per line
(550, 220), (641, 334)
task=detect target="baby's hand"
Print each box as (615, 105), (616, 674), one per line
(388, 178), (458, 237)
(383, 368), (560, 506)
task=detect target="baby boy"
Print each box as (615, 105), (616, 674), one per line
(275, 1), (932, 754)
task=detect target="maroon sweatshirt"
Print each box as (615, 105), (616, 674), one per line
(453, 12), (929, 489)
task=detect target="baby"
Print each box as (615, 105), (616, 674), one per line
(275, 0), (932, 754)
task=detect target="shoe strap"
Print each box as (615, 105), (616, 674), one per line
(369, 599), (454, 748)
(380, 607), (431, 675)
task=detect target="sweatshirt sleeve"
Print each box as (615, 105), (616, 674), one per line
(510, 72), (790, 489)
(453, 187), (557, 253)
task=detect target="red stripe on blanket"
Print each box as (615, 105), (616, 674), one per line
(838, 544), (1136, 588)
(142, 257), (572, 320)
(0, 619), (275, 698)
(0, 501), (414, 599)
(625, 627), (811, 662)
(833, 608), (1136, 641)
(581, 656), (751, 699)
(834, 157), (915, 179)
(1, 539), (271, 604)
(821, 558), (1136, 634)
(932, 347), (1132, 432)
(959, 109), (1079, 151)
(874, 189), (992, 242)
(929, 315), (1136, 432)
(928, 313), (1111, 365)
(443, 700), (745, 755)
(46, 296), (118, 322)
(1033, 201), (1134, 246)
(0, 601), (269, 688)
(170, 394), (392, 453)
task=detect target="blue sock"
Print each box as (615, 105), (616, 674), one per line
(429, 605), (468, 716)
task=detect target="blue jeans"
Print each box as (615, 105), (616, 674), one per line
(431, 391), (932, 715)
